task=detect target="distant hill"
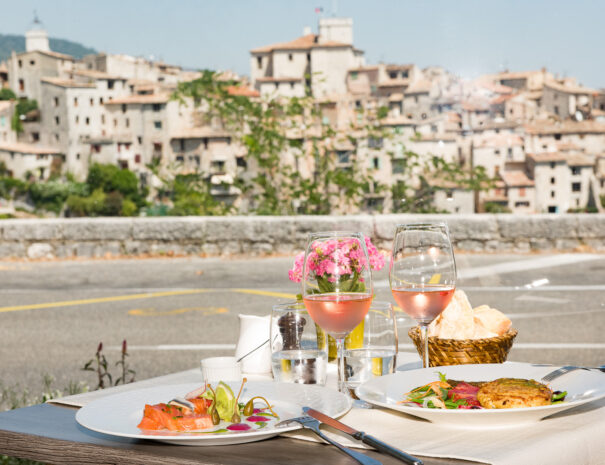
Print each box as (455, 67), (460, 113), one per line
(0, 34), (97, 63)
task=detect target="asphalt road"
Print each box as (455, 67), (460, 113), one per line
(0, 253), (604, 398)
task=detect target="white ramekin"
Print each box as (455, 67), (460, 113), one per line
(200, 356), (242, 383)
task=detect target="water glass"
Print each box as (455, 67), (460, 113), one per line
(270, 302), (328, 385)
(343, 301), (398, 393)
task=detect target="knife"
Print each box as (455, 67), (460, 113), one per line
(303, 407), (423, 465)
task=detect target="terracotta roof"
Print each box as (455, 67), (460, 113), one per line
(251, 34), (352, 53)
(418, 133), (457, 142)
(490, 94), (514, 105)
(525, 121), (605, 135)
(256, 76), (302, 83)
(171, 127), (230, 139)
(71, 69), (125, 80)
(104, 93), (170, 105)
(348, 66), (378, 73)
(227, 85), (260, 97)
(0, 142), (61, 155)
(544, 79), (597, 95)
(385, 64), (414, 71)
(475, 134), (523, 148)
(477, 81), (514, 94)
(405, 80), (432, 94)
(40, 77), (95, 88)
(567, 153), (595, 166)
(17, 49), (75, 61)
(462, 101), (490, 112)
(447, 112), (462, 123)
(500, 170), (534, 187)
(527, 152), (567, 163)
(555, 141), (580, 151)
(497, 70), (543, 81)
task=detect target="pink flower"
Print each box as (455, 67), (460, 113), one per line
(288, 236), (386, 283)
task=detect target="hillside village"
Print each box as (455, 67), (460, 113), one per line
(0, 17), (604, 215)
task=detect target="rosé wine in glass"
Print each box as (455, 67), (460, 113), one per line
(303, 293), (372, 337)
(389, 222), (457, 368)
(391, 286), (455, 325)
(301, 231), (375, 395)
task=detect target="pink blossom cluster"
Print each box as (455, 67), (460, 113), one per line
(288, 236), (385, 283)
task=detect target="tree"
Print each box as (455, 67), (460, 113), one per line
(0, 88), (16, 100)
(11, 98), (38, 133)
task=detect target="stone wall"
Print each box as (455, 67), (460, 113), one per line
(0, 214), (604, 259)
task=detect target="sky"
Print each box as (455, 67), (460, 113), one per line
(1, 0), (604, 88)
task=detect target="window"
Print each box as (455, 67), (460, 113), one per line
(76, 153), (80, 160)
(75, 115), (79, 124)
(401, 70), (409, 78)
(53, 97), (59, 107)
(257, 56), (262, 69)
(18, 60), (22, 68)
(99, 97), (103, 104)
(337, 151), (351, 164)
(90, 98), (94, 106)
(351, 71), (358, 80)
(179, 139), (185, 151)
(92, 145), (101, 153)
(368, 137), (383, 148)
(550, 177), (555, 184)
(152, 104), (162, 112)
(414, 96), (419, 103)
(507, 148), (513, 159)
(54, 134), (59, 142)
(515, 201), (530, 207)
(389, 71), (397, 79)
(373, 157), (380, 169)
(495, 149), (500, 155)
(55, 116), (60, 125)
(392, 159), (405, 174)
(550, 162), (556, 169)
(203, 138), (209, 149)
(85, 117), (90, 125)
(101, 114), (105, 124)
(551, 191), (555, 198)
(288, 53), (293, 61)
(121, 104), (127, 113)
(548, 206), (557, 213)
(554, 105), (559, 115)
(176, 155), (184, 162)
(108, 80), (114, 89)
(31, 132), (39, 142)
(290, 82), (295, 89)
(153, 142), (162, 152)
(194, 155), (200, 165)
(571, 167), (580, 175)
(74, 97), (78, 107)
(571, 182), (581, 192)
(446, 190), (454, 200)
(554, 133), (561, 140)
(137, 136), (142, 144)
(236, 157), (247, 168)
(126, 118), (130, 128)
(211, 160), (225, 173)
(114, 119), (118, 127)
(154, 121), (162, 129)
(306, 53), (311, 62)
(135, 154), (141, 163)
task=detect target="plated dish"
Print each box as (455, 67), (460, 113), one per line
(76, 381), (351, 446)
(355, 362), (605, 428)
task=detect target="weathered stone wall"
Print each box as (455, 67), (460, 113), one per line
(0, 214), (604, 259)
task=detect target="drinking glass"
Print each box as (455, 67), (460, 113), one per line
(270, 302), (328, 385)
(343, 301), (398, 395)
(301, 231), (373, 394)
(389, 222), (456, 368)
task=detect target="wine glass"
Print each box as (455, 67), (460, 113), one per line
(389, 222), (456, 368)
(301, 231), (373, 394)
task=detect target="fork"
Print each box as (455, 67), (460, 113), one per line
(541, 365), (605, 383)
(276, 416), (382, 465)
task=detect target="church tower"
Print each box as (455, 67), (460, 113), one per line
(25, 12), (50, 52)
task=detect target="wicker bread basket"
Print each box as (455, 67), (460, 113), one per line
(408, 327), (518, 367)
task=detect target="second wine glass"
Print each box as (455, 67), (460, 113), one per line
(389, 222), (457, 368)
(301, 231), (373, 394)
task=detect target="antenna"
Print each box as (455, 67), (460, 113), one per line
(33, 10), (41, 25)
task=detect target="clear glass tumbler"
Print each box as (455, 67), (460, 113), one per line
(270, 302), (328, 385)
(343, 300), (398, 395)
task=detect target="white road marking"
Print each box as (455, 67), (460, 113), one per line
(514, 295), (570, 304)
(461, 285), (605, 292)
(375, 254), (602, 288)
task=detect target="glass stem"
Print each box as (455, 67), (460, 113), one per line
(419, 324), (430, 368)
(336, 337), (348, 394)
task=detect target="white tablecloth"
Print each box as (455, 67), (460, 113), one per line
(51, 353), (605, 465)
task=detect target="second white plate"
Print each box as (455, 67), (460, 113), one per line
(355, 362), (605, 428)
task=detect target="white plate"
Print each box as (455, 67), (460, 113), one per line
(76, 381), (351, 445)
(355, 362), (605, 428)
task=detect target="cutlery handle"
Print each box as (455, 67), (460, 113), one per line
(353, 432), (423, 465)
(312, 428), (382, 465)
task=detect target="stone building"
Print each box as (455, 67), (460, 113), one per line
(0, 142), (62, 180)
(250, 18), (365, 98)
(472, 133), (525, 177)
(541, 80), (595, 120)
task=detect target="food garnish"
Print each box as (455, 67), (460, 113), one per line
(138, 379), (279, 433)
(401, 372), (567, 410)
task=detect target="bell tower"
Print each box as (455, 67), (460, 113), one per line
(25, 12), (50, 52)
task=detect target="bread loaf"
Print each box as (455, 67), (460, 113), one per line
(473, 305), (512, 335)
